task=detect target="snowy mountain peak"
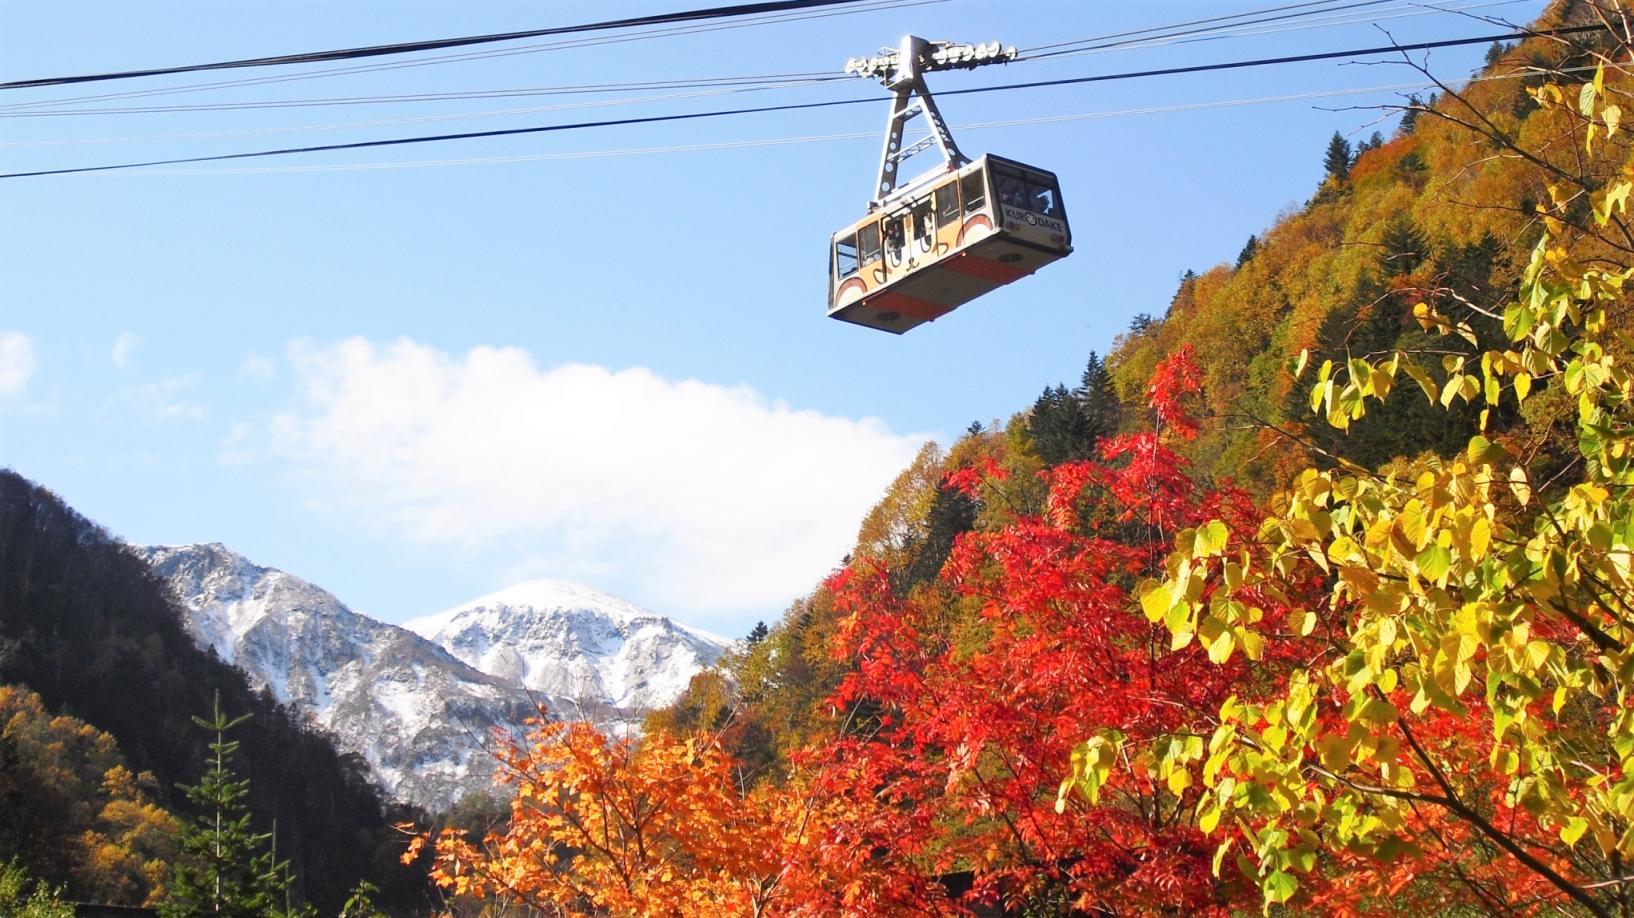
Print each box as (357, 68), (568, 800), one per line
(136, 543), (535, 810)
(136, 544), (726, 810)
(407, 581), (728, 712)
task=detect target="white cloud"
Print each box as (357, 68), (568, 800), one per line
(114, 373), (207, 422)
(237, 352), (276, 383)
(0, 332), (36, 398)
(269, 337), (929, 625)
(111, 332), (141, 369)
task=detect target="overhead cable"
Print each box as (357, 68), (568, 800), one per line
(0, 0), (1487, 117)
(0, 0), (927, 112)
(101, 64), (1599, 177)
(2, 24), (1602, 180)
(0, 0), (882, 91)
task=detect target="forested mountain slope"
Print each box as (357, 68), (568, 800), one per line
(630, 3), (1632, 908)
(0, 470), (430, 914)
(1106, 5), (1595, 490)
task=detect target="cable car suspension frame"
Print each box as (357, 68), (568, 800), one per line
(844, 36), (1015, 207)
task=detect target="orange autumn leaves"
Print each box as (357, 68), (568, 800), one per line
(406, 719), (874, 917)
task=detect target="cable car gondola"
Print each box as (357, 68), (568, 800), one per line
(827, 37), (1073, 334)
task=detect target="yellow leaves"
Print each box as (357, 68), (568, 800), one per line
(1193, 519), (1230, 558)
(1510, 466), (1533, 506)
(1294, 609), (1318, 636)
(1595, 180), (1632, 227)
(1140, 580), (1173, 624)
(1059, 730), (1125, 810)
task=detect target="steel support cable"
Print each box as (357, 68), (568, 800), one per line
(1019, 0), (1395, 55)
(1017, 0), (1529, 63)
(0, 0), (889, 91)
(108, 64), (1599, 176)
(0, 0), (1453, 117)
(0, 1), (1519, 121)
(0, 76), (853, 118)
(1, 24), (1603, 180)
(0, 0), (924, 112)
(0, 79), (842, 148)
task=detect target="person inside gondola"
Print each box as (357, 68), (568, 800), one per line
(998, 175), (1027, 209)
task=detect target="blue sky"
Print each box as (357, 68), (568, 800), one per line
(0, 0), (1543, 635)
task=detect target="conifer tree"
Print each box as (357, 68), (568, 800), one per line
(160, 694), (307, 918)
(1322, 131), (1352, 181)
(1235, 234), (1259, 267)
(1076, 351), (1122, 445)
(1399, 94), (1423, 134)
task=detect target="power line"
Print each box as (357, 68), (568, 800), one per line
(0, 0), (883, 91)
(2, 24), (1602, 180)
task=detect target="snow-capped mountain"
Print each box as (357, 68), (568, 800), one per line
(136, 544), (727, 812)
(137, 544), (538, 811)
(406, 581), (729, 714)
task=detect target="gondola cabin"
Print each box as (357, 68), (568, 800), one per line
(828, 155), (1071, 334)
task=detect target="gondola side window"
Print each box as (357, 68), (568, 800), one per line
(884, 218), (905, 264)
(835, 235), (859, 278)
(913, 201), (934, 250)
(858, 222), (882, 266)
(935, 183), (959, 227)
(960, 171), (986, 215)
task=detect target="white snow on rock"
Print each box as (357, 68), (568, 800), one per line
(406, 580), (728, 713)
(136, 544), (725, 812)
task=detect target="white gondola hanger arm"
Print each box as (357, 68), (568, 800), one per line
(845, 35), (1016, 208)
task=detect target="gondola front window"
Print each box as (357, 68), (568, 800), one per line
(992, 163), (1062, 218)
(836, 235), (859, 278)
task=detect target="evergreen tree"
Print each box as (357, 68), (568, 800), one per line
(746, 621), (770, 645)
(1027, 384), (1088, 466)
(1076, 352), (1123, 446)
(1377, 217), (1429, 276)
(1127, 312), (1159, 335)
(1323, 131), (1353, 181)
(1399, 94), (1423, 134)
(1235, 234), (1259, 267)
(161, 695), (307, 918)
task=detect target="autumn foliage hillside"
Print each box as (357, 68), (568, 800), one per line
(1109, 1), (1610, 490)
(426, 3), (1634, 914)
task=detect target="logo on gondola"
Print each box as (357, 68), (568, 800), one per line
(1001, 205), (1064, 233)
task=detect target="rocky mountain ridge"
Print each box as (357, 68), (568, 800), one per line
(137, 543), (726, 811)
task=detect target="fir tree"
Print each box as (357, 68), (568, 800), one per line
(161, 694), (308, 918)
(1076, 352), (1123, 446)
(746, 621), (770, 645)
(1236, 234), (1259, 267)
(1323, 131), (1353, 181)
(1377, 217), (1429, 276)
(1399, 94), (1424, 134)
